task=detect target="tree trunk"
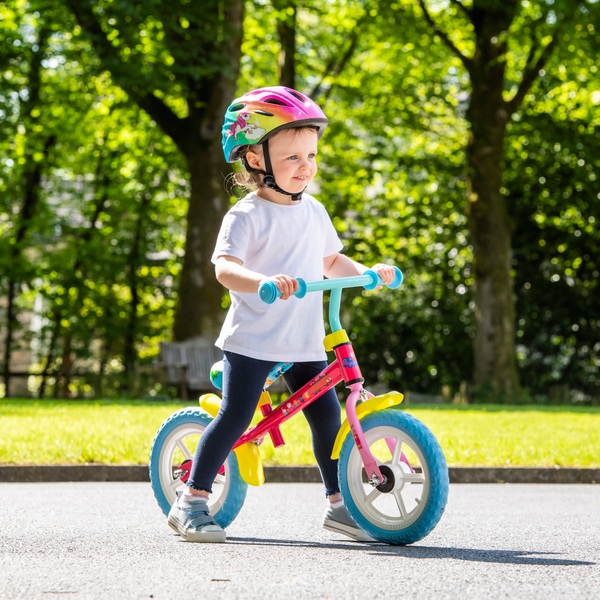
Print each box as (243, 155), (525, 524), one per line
(464, 2), (521, 398)
(38, 312), (60, 399)
(1, 26), (53, 397)
(173, 141), (229, 340)
(274, 0), (297, 88)
(122, 186), (150, 391)
(465, 108), (520, 398)
(64, 0), (244, 342)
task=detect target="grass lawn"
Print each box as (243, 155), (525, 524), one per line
(0, 398), (598, 468)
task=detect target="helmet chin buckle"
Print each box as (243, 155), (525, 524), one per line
(263, 174), (276, 188)
(263, 175), (304, 201)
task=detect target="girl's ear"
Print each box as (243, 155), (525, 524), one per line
(245, 149), (263, 170)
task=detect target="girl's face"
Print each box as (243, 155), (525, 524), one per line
(248, 127), (319, 204)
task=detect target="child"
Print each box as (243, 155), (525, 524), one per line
(168, 86), (395, 543)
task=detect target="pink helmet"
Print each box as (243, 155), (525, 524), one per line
(222, 86), (328, 163)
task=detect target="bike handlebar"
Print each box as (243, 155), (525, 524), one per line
(258, 267), (403, 305)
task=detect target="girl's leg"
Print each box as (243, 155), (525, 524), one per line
(283, 361), (342, 497)
(186, 351), (276, 493)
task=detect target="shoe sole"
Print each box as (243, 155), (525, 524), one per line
(323, 520), (376, 543)
(168, 516), (227, 543)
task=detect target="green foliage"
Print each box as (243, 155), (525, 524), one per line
(507, 114), (599, 400)
(0, 0), (598, 402)
(1, 0), (188, 397)
(300, 2), (474, 397)
(502, 7), (599, 402)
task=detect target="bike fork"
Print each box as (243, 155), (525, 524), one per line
(345, 383), (388, 487)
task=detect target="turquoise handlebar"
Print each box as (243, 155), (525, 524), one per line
(258, 266), (403, 305)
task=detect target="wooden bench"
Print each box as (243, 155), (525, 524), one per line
(159, 337), (222, 399)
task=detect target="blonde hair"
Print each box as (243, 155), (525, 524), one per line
(234, 145), (264, 191)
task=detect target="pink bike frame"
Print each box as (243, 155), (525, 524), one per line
(233, 335), (385, 485)
(231, 268), (404, 487)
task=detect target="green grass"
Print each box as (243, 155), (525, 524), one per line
(0, 399), (598, 468)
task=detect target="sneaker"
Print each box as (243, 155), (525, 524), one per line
(167, 494), (226, 543)
(323, 503), (376, 542)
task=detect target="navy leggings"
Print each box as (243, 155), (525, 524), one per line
(187, 351), (342, 497)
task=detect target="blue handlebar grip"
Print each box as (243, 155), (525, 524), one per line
(295, 278), (307, 298)
(388, 266), (404, 289)
(362, 270), (380, 291)
(258, 280), (280, 304)
(259, 278), (307, 303)
(362, 267), (404, 290)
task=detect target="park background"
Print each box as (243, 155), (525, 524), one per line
(1, 0), (598, 430)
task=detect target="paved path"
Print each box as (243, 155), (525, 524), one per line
(0, 482), (598, 599)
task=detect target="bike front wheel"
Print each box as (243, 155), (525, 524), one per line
(338, 409), (449, 545)
(148, 407), (247, 528)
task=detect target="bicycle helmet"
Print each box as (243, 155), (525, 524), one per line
(222, 86), (328, 162)
(221, 86), (328, 201)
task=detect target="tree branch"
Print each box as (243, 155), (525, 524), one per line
(505, 35), (559, 115)
(310, 29), (360, 101)
(64, 0), (187, 147)
(308, 9), (363, 101)
(504, 1), (581, 116)
(449, 0), (472, 21)
(417, 0), (474, 74)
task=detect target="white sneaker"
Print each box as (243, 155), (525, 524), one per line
(323, 504), (375, 542)
(167, 495), (226, 543)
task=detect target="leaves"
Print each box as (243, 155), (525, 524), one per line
(0, 0), (597, 402)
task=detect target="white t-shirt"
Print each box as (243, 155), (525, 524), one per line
(211, 192), (344, 362)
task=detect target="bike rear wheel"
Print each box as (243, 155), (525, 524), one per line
(149, 407), (247, 528)
(338, 409), (448, 545)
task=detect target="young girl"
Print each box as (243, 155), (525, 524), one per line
(168, 86), (396, 543)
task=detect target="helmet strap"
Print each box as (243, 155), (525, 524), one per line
(260, 140), (305, 202)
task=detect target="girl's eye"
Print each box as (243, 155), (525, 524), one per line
(287, 154), (316, 160)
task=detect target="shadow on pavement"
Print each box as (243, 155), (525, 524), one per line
(224, 537), (596, 567)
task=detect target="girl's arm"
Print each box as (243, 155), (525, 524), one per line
(323, 253), (396, 285)
(215, 255), (298, 299)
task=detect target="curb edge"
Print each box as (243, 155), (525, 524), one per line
(0, 465), (598, 484)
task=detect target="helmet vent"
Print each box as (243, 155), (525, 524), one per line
(254, 109), (274, 116)
(264, 98), (287, 107)
(288, 90), (306, 102)
(230, 102), (245, 111)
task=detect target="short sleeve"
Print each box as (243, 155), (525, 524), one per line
(211, 209), (251, 264)
(320, 204), (344, 257)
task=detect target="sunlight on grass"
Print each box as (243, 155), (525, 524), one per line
(0, 400), (187, 465)
(406, 406), (600, 467)
(0, 400), (598, 468)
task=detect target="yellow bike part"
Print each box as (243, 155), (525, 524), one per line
(330, 391), (404, 460)
(323, 329), (350, 351)
(232, 441), (265, 486)
(199, 393), (221, 418)
(198, 393), (265, 487)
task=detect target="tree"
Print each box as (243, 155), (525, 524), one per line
(61, 0), (244, 341)
(276, 1), (597, 401)
(2, 0), (597, 400)
(0, 4), (58, 395)
(1, 0), (191, 397)
(506, 41), (600, 402)
(412, 0), (595, 398)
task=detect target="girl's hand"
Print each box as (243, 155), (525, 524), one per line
(267, 274), (298, 300)
(371, 263), (396, 287)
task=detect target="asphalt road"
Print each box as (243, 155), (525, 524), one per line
(0, 482), (598, 600)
